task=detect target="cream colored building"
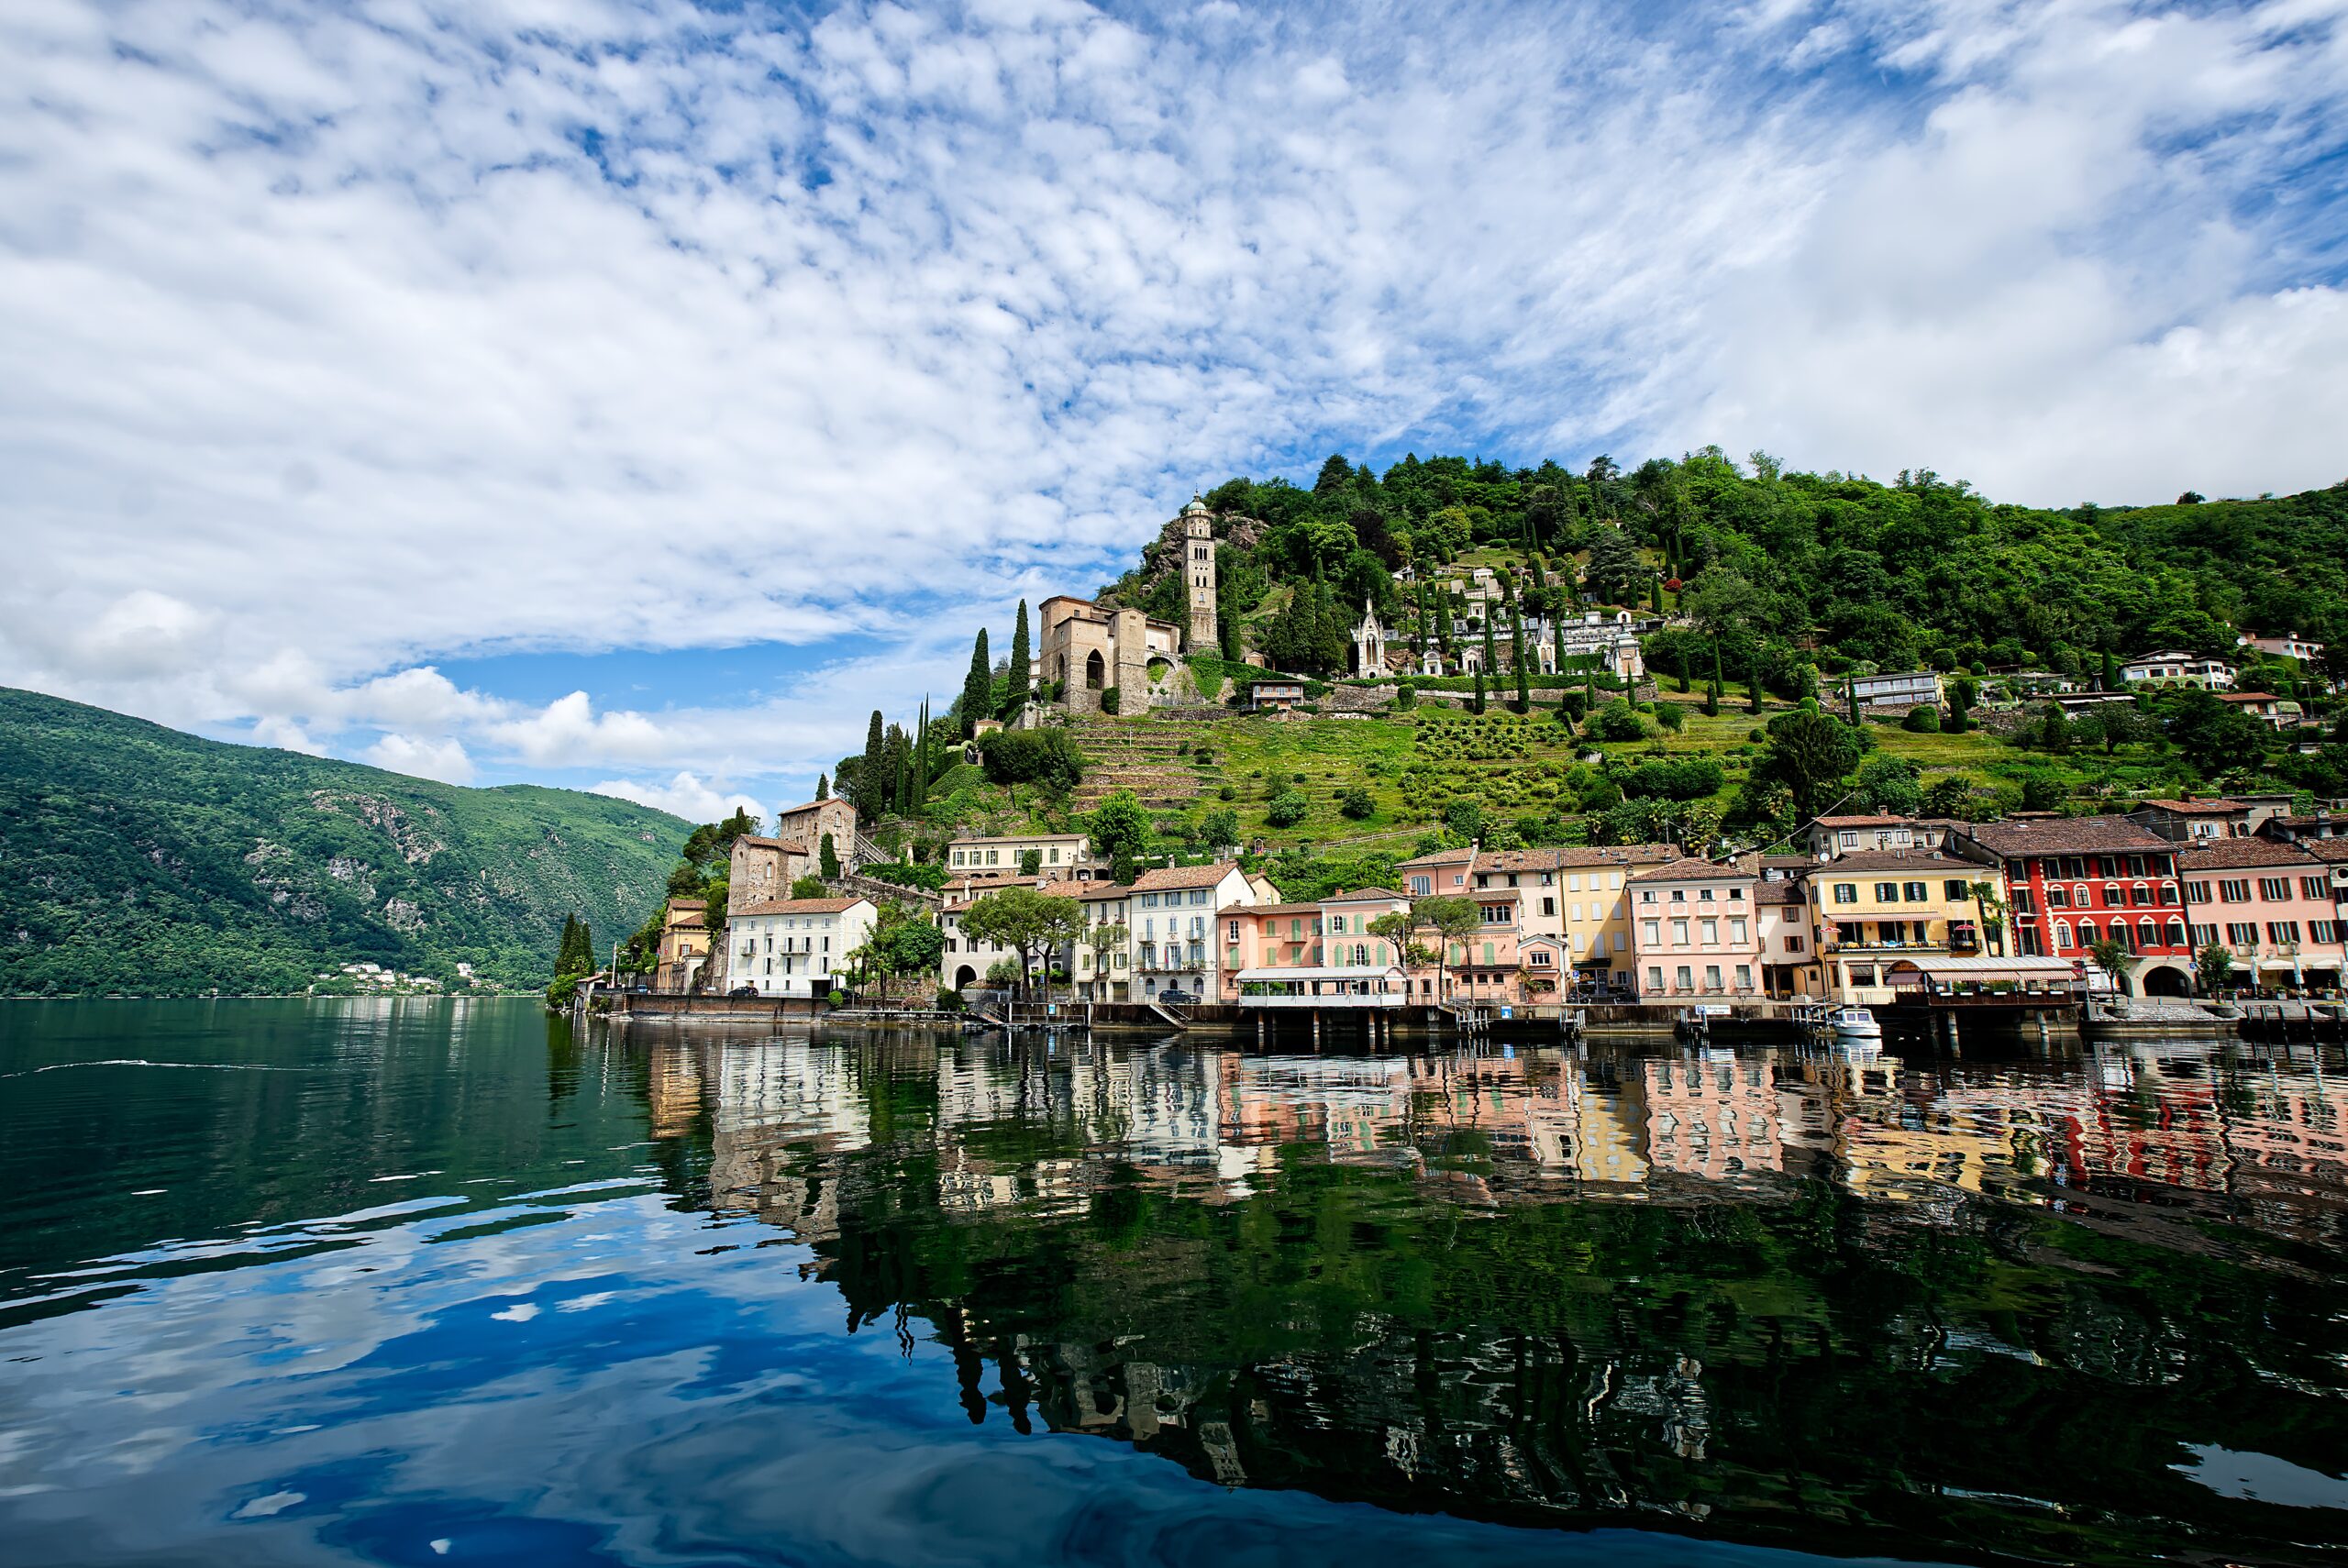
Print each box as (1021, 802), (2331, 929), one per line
(729, 897), (876, 998)
(946, 832), (1092, 877)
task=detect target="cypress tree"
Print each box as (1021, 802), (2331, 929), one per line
(2099, 647), (2118, 692)
(961, 629), (991, 735)
(819, 834), (841, 879)
(1747, 659), (1764, 712)
(1705, 646), (1722, 716)
(1651, 576), (1664, 614)
(815, 772), (829, 800)
(1678, 646), (1691, 693)
(1846, 680), (1860, 725)
(859, 710), (884, 823)
(1472, 666), (1488, 714)
(1006, 600), (1031, 713)
(1512, 603), (1531, 711)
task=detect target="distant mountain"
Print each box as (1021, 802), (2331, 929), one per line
(0, 688), (690, 996)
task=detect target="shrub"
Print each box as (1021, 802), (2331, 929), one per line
(1655, 703), (1686, 734)
(1267, 790), (1310, 827)
(827, 988), (850, 1007)
(1193, 746), (1214, 766)
(1588, 701), (1648, 742)
(1903, 705), (1942, 733)
(1100, 685), (1122, 715)
(934, 987), (964, 1011)
(1338, 786), (1375, 819)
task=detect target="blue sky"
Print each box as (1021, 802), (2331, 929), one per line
(4, 0), (2346, 823)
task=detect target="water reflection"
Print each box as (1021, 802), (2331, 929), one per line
(0, 1001), (2342, 1568)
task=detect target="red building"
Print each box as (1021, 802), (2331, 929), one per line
(1953, 817), (2194, 994)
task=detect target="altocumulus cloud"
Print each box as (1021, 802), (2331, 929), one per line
(1, 0), (2342, 799)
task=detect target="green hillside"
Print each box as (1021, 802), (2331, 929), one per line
(0, 688), (689, 997)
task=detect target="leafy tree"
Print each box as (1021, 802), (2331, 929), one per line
(1088, 790), (1154, 882)
(1588, 701), (1647, 742)
(978, 729), (1085, 801)
(1197, 806), (1240, 853)
(1584, 524), (1644, 604)
(1444, 798), (1487, 843)
(1655, 701), (1685, 734)
(791, 875), (828, 900)
(960, 886), (1086, 1002)
(2087, 936), (2134, 997)
(2078, 704), (2140, 755)
(2195, 941), (2234, 995)
(1412, 895), (1481, 1002)
(1922, 774), (1977, 818)
(1338, 785), (1375, 820)
(1267, 790), (1309, 827)
(1851, 754), (1922, 815)
(1019, 847), (1042, 876)
(2034, 703), (2074, 755)
(1755, 710), (1867, 824)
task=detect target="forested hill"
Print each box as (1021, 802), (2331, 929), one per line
(1098, 452), (2348, 683)
(0, 688), (689, 997)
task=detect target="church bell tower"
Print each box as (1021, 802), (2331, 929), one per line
(1180, 496), (1217, 651)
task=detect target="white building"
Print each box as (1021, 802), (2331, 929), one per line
(729, 897), (876, 998)
(1846, 670), (1944, 710)
(947, 832), (1092, 877)
(1127, 863), (1268, 1000)
(2122, 650), (2236, 690)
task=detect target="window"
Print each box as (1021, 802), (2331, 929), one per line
(2225, 922), (2258, 946)
(1049, 847), (1060, 864)
(2258, 878), (2291, 902)
(1647, 966), (1665, 992)
(1541, 897), (1556, 916)
(1833, 883), (1857, 905)
(2314, 922), (2340, 944)
(2054, 921), (2073, 948)
(1329, 913), (1346, 933)
(2012, 889), (2037, 915)
(1944, 880), (1970, 901)
(1703, 965), (1722, 991)
(1730, 887), (1745, 902)
(1672, 919), (1689, 944)
(987, 850), (1000, 866)
(2220, 879), (2252, 903)
(2190, 923), (2218, 946)
(1699, 888), (1715, 903)
(2047, 885), (2070, 907)
(1875, 882), (1899, 902)
(1675, 965), (1693, 991)
(1671, 889), (1687, 903)
(2159, 885), (2177, 905)
(2266, 921), (2301, 944)
(1734, 965), (1753, 990)
(2185, 881), (2210, 903)
(1410, 877), (1430, 895)
(2130, 885), (2153, 907)
(1700, 919), (1718, 944)
(1640, 889), (1657, 904)
(1902, 882), (1927, 902)
(1787, 934), (1805, 953)
(2303, 876), (2331, 900)
(1642, 920), (1661, 944)
(1480, 904), (1511, 925)
(1730, 918), (1747, 944)
(2165, 920), (2186, 948)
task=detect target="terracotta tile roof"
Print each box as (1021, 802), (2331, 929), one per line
(2141, 799), (2246, 814)
(1324, 887), (1406, 902)
(2176, 838), (2323, 872)
(1811, 849), (1972, 874)
(732, 897), (868, 915)
(1627, 857), (1755, 883)
(668, 898), (706, 909)
(733, 835), (812, 853)
(950, 832), (1088, 844)
(1477, 845), (1678, 872)
(1815, 814), (1911, 828)
(1078, 882), (1132, 901)
(1397, 846), (1476, 868)
(1129, 863), (1239, 891)
(1754, 881), (1806, 904)
(1225, 902), (1323, 918)
(1958, 816), (2173, 858)
(2298, 838), (2348, 863)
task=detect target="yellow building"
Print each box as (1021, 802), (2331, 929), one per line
(653, 897), (709, 994)
(1807, 850), (1994, 1003)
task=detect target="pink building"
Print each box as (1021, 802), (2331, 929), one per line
(2177, 837), (2345, 991)
(1626, 857), (1765, 1000)
(1217, 889), (1418, 1004)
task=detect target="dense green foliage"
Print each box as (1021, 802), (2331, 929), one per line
(0, 688), (686, 996)
(1189, 450), (2348, 689)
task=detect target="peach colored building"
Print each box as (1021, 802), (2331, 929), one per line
(1396, 843), (1680, 999)
(1626, 857), (1765, 1001)
(2177, 836), (2345, 990)
(1217, 888), (1415, 1005)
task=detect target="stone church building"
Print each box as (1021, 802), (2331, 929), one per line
(1036, 497), (1219, 717)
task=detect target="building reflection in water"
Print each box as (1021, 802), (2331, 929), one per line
(623, 1024), (2348, 1564)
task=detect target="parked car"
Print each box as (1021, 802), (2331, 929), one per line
(1157, 988), (1195, 1005)
(728, 985), (759, 998)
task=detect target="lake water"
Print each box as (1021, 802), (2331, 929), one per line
(1, 1001), (2343, 1567)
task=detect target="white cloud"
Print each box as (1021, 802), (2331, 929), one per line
(0, 0), (2342, 783)
(589, 771), (764, 827)
(363, 732), (477, 787)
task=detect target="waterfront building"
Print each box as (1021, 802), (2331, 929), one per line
(1129, 862), (1264, 999)
(1218, 888), (1415, 1004)
(1806, 814), (1960, 858)
(2131, 798), (2256, 843)
(653, 897), (709, 993)
(2176, 837), (2345, 990)
(727, 896), (876, 998)
(939, 878), (1087, 993)
(1806, 850), (1995, 1005)
(1397, 843), (1679, 999)
(1754, 860), (1821, 999)
(1951, 817), (2193, 994)
(1072, 881), (1134, 1001)
(1625, 858), (1764, 1000)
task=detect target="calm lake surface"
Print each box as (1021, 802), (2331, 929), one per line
(1, 1002), (2344, 1566)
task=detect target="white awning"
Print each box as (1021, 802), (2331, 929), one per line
(1884, 956), (2077, 981)
(1234, 966), (1406, 983)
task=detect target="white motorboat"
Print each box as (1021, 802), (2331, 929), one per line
(1827, 1006), (1881, 1041)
